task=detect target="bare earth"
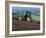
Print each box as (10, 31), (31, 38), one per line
(12, 18), (40, 31)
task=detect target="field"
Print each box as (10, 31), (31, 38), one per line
(12, 19), (40, 31)
(12, 13), (40, 21)
(31, 14), (40, 21)
(12, 13), (40, 31)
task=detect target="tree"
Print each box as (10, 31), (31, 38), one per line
(26, 11), (31, 16)
(24, 10), (31, 21)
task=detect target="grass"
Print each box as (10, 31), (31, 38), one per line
(31, 14), (40, 21)
(12, 12), (40, 21)
(12, 13), (24, 17)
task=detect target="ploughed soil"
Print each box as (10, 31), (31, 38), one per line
(12, 18), (40, 31)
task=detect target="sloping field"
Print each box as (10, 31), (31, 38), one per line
(31, 14), (40, 21)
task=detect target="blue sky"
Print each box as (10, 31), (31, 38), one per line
(12, 6), (40, 14)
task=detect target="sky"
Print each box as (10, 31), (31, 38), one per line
(12, 6), (40, 15)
